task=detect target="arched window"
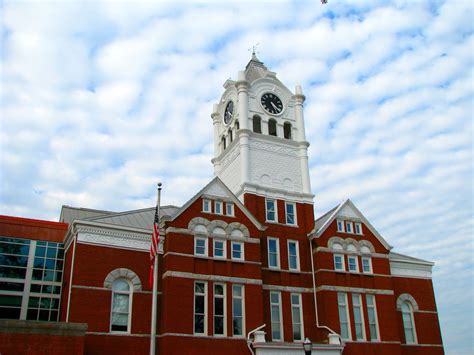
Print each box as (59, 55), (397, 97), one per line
(111, 279), (132, 332)
(401, 302), (417, 344)
(221, 136), (226, 151)
(228, 129), (233, 143)
(268, 119), (277, 136)
(283, 122), (292, 139)
(253, 115), (262, 133)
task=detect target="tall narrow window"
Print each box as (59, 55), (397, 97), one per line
(337, 220), (345, 232)
(226, 202), (234, 216)
(215, 201), (223, 215)
(337, 292), (351, 340)
(228, 129), (233, 143)
(194, 237), (207, 256)
(231, 242), (244, 261)
(366, 294), (379, 341)
(352, 294), (366, 340)
(268, 238), (280, 269)
(221, 137), (226, 151)
(268, 119), (277, 136)
(355, 222), (362, 235)
(253, 115), (262, 133)
(288, 240), (299, 271)
(235, 120), (240, 130)
(345, 221), (353, 233)
(214, 284), (226, 336)
(232, 285), (244, 336)
(194, 281), (207, 335)
(213, 240), (226, 259)
(401, 302), (417, 344)
(285, 202), (296, 225)
(111, 279), (131, 332)
(334, 254), (345, 271)
(266, 199), (277, 222)
(348, 255), (358, 272)
(202, 199), (211, 213)
(291, 293), (303, 341)
(283, 122), (292, 139)
(362, 257), (372, 273)
(270, 291), (283, 341)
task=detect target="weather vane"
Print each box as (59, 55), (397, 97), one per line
(248, 43), (260, 57)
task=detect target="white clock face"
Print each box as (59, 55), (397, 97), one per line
(261, 93), (283, 115)
(224, 101), (234, 124)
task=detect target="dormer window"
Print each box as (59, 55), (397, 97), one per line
(345, 221), (353, 233)
(268, 119), (277, 136)
(214, 201), (223, 215)
(283, 122), (292, 140)
(355, 222), (362, 235)
(253, 115), (262, 133)
(226, 202), (234, 216)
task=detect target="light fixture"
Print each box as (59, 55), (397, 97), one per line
(303, 338), (312, 355)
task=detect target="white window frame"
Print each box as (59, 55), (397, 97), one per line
(214, 283), (226, 336)
(334, 254), (345, 271)
(194, 281), (207, 335)
(214, 201), (223, 215)
(352, 293), (366, 341)
(231, 241), (244, 261)
(213, 239), (226, 259)
(348, 255), (359, 272)
(337, 292), (351, 340)
(354, 222), (363, 235)
(362, 256), (372, 274)
(194, 237), (208, 257)
(232, 285), (245, 337)
(265, 198), (278, 223)
(267, 238), (280, 269)
(366, 294), (380, 341)
(401, 302), (418, 344)
(270, 291), (283, 341)
(285, 202), (297, 225)
(336, 219), (345, 232)
(226, 202), (234, 217)
(287, 240), (300, 271)
(345, 221), (353, 233)
(110, 279), (133, 333)
(202, 199), (211, 213)
(291, 293), (304, 342)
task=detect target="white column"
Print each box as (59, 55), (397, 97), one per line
(293, 85), (311, 194)
(211, 104), (222, 175)
(236, 71), (250, 185)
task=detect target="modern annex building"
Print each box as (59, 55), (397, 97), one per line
(0, 56), (443, 355)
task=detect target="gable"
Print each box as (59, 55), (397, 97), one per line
(312, 199), (392, 251)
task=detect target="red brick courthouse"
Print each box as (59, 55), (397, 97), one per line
(0, 56), (443, 354)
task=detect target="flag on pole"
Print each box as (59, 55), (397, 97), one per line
(149, 203), (160, 288)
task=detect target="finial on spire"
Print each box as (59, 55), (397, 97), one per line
(248, 43), (260, 60)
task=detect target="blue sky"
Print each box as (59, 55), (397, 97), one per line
(0, 0), (472, 353)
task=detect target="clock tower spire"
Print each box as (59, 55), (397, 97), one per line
(211, 55), (313, 203)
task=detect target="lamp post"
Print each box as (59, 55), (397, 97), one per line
(303, 338), (312, 355)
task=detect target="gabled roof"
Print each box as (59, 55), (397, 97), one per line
(59, 205), (179, 230)
(170, 177), (265, 231)
(389, 252), (433, 266)
(311, 199), (392, 250)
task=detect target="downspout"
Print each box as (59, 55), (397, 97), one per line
(246, 324), (266, 355)
(66, 226), (77, 322)
(309, 237), (339, 336)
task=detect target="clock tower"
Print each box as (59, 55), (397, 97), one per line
(211, 53), (313, 203)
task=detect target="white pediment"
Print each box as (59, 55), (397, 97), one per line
(338, 204), (359, 219)
(203, 180), (231, 199)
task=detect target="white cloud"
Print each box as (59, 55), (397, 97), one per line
(1, 1), (472, 353)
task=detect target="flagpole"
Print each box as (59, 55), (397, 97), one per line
(150, 182), (161, 355)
